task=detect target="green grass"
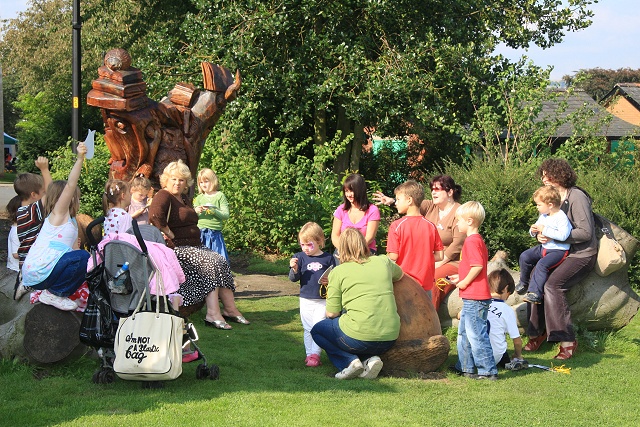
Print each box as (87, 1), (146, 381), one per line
(2, 296), (640, 426)
(234, 253), (290, 275)
(0, 172), (16, 183)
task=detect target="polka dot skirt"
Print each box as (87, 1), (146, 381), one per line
(174, 245), (235, 307)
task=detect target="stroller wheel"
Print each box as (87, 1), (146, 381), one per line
(196, 364), (210, 380)
(102, 370), (116, 384)
(209, 364), (220, 380)
(92, 370), (102, 384)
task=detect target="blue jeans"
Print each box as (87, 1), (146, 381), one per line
(311, 317), (396, 371)
(30, 250), (90, 297)
(455, 299), (497, 376)
(519, 245), (568, 296)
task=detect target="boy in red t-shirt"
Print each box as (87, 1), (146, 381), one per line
(448, 201), (497, 380)
(386, 180), (443, 298)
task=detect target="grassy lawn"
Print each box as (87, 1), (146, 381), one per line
(2, 293), (640, 426)
(0, 172), (17, 183)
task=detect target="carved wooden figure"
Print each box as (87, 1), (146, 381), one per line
(87, 48), (240, 188)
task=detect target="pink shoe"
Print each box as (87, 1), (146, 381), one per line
(182, 351), (199, 363)
(305, 354), (322, 367)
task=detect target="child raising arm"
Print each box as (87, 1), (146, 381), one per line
(21, 143), (91, 311)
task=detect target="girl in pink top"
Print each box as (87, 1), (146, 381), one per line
(331, 174), (380, 254)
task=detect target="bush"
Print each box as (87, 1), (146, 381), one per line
(200, 135), (345, 255)
(48, 135), (112, 219)
(439, 158), (540, 267)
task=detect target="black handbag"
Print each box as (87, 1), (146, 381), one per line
(79, 262), (116, 348)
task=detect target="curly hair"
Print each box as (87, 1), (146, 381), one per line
(537, 159), (577, 189)
(159, 160), (194, 192)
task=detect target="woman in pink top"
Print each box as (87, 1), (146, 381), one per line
(331, 174), (380, 254)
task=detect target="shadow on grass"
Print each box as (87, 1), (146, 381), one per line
(0, 296), (403, 425)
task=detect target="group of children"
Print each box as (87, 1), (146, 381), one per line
(289, 178), (569, 379)
(7, 147), (232, 311)
(6, 146), (568, 377)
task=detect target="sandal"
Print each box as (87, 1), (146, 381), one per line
(204, 319), (232, 330)
(554, 340), (578, 360)
(223, 315), (251, 325)
(524, 333), (547, 351)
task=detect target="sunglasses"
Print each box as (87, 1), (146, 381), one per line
(431, 187), (446, 192)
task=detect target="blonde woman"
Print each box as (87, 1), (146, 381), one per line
(311, 228), (403, 380)
(149, 160), (249, 330)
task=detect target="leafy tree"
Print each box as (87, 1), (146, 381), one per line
(563, 68), (640, 101)
(142, 0), (598, 173)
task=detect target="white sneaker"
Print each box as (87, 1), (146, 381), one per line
(39, 290), (78, 311)
(335, 358), (364, 380)
(14, 284), (29, 301)
(359, 356), (383, 379)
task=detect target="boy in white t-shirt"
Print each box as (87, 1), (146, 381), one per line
(487, 269), (524, 368)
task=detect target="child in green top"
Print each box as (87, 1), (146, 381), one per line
(194, 168), (230, 261)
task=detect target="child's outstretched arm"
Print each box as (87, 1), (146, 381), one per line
(49, 142), (86, 226)
(35, 156), (52, 195)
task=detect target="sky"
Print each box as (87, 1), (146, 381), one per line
(1, 0), (639, 81)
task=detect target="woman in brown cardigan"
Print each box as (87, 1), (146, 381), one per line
(148, 160), (249, 330)
(374, 175), (465, 310)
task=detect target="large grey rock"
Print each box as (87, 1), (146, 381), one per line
(0, 268), (31, 360)
(438, 222), (640, 331)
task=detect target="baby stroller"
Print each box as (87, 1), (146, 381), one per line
(81, 217), (220, 384)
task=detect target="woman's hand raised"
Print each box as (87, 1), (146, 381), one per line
(372, 191), (394, 206)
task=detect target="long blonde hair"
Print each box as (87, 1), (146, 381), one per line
(337, 228), (370, 264)
(44, 181), (80, 218)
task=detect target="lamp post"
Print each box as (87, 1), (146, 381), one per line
(72, 0), (81, 150)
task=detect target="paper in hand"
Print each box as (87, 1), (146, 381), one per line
(318, 265), (333, 285)
(84, 129), (96, 159)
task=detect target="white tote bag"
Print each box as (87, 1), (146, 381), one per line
(113, 272), (183, 381)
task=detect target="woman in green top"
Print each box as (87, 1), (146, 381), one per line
(311, 228), (403, 380)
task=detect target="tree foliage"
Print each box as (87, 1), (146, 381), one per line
(563, 67), (640, 101)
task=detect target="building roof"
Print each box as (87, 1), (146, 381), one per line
(601, 83), (640, 112)
(538, 89), (638, 139)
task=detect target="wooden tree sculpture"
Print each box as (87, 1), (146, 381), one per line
(87, 48), (240, 187)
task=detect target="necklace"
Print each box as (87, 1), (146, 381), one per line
(438, 202), (455, 219)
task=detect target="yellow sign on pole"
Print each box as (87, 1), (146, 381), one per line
(73, 97), (79, 109)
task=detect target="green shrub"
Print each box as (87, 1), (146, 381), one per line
(440, 158), (539, 267)
(200, 134), (345, 255)
(48, 135), (112, 219)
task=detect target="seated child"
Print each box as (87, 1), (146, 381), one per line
(6, 196), (21, 273)
(516, 185), (572, 304)
(22, 142), (90, 311)
(103, 179), (133, 236)
(487, 269), (523, 368)
(13, 155), (52, 300)
(386, 180), (443, 298)
(289, 222), (336, 367)
(128, 175), (152, 225)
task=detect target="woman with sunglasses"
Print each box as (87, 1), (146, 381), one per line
(373, 175), (465, 310)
